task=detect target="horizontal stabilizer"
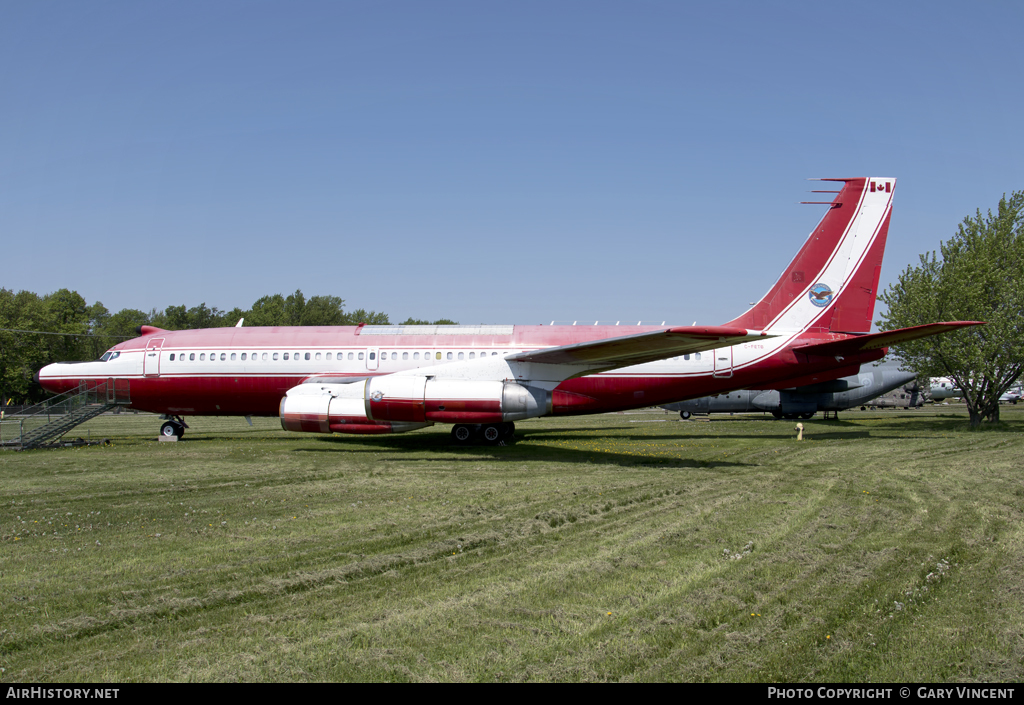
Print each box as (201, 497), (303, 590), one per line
(507, 326), (774, 368)
(793, 322), (984, 357)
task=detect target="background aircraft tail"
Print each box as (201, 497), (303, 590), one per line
(726, 177), (893, 335)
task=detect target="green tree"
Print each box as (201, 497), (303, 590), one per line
(300, 295), (346, 326)
(184, 303), (226, 329)
(346, 308), (390, 325)
(104, 308), (151, 340)
(156, 305), (190, 330)
(283, 290), (305, 326)
(245, 294), (287, 327)
(399, 317), (459, 325)
(878, 191), (1024, 426)
(223, 307), (247, 327)
(0, 288), (99, 402)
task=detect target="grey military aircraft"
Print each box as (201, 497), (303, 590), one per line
(661, 358), (919, 420)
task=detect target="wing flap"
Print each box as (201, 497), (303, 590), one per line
(793, 322), (984, 357)
(506, 325), (773, 368)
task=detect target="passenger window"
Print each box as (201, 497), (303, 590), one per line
(200, 353), (206, 361)
(348, 352), (354, 360)
(273, 353), (279, 361)
(359, 352), (364, 360)
(695, 353), (701, 360)
(241, 353), (247, 361)
(391, 352), (397, 360)
(403, 352), (408, 360)
(305, 352), (311, 361)
(458, 352), (464, 360)
(413, 352), (419, 360)
(169, 353), (175, 361)
(469, 352), (475, 359)
(315, 352), (321, 360)
(447, 352), (453, 360)
(369, 352), (375, 360)
(262, 353), (268, 361)
(230, 353), (236, 361)
(283, 353), (289, 360)
(190, 353), (195, 361)
(491, 352), (497, 356)
(684, 354), (690, 361)
(220, 353), (226, 361)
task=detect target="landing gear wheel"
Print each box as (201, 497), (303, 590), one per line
(451, 425), (473, 443)
(800, 412), (815, 419)
(501, 422), (516, 440)
(771, 411), (783, 419)
(482, 425), (502, 444)
(160, 421), (183, 438)
(679, 411), (692, 420)
(783, 413), (798, 420)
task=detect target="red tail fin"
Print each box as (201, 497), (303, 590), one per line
(725, 178), (893, 335)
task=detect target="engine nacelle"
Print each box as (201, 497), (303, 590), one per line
(364, 377), (551, 424)
(279, 382), (432, 435)
(280, 376), (553, 434)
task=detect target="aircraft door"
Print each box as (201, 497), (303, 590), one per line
(366, 347), (379, 371)
(713, 346), (733, 378)
(143, 338), (165, 377)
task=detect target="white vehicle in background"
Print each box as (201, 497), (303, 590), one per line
(929, 377), (961, 400)
(929, 378), (1020, 403)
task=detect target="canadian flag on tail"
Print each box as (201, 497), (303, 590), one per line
(870, 181), (891, 193)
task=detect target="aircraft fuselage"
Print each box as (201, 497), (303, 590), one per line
(39, 323), (883, 418)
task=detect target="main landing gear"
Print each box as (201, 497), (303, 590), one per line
(159, 415), (189, 438)
(450, 422), (516, 446)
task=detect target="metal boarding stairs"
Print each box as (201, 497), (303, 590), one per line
(1, 379), (130, 450)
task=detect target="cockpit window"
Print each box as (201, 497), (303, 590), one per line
(99, 351), (120, 362)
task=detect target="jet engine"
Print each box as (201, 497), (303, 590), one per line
(280, 377), (551, 434)
(279, 381), (430, 434)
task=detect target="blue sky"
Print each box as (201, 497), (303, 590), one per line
(3, 1), (1022, 326)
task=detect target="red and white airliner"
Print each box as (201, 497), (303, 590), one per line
(38, 178), (979, 443)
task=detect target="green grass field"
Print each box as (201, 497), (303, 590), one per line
(2, 406), (1023, 682)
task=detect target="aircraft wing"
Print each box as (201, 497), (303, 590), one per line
(792, 322), (984, 357)
(505, 326), (774, 368)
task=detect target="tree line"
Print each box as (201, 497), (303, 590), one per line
(0, 288), (454, 403)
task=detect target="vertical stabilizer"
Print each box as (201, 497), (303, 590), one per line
(725, 177), (893, 335)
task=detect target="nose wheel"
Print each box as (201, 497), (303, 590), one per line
(159, 416), (188, 438)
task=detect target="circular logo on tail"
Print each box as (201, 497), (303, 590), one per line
(809, 283), (833, 307)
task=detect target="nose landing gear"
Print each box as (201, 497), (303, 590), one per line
(159, 415), (188, 438)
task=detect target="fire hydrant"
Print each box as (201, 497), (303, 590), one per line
(795, 422), (804, 441)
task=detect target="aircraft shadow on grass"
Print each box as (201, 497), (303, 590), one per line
(292, 430), (752, 471)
